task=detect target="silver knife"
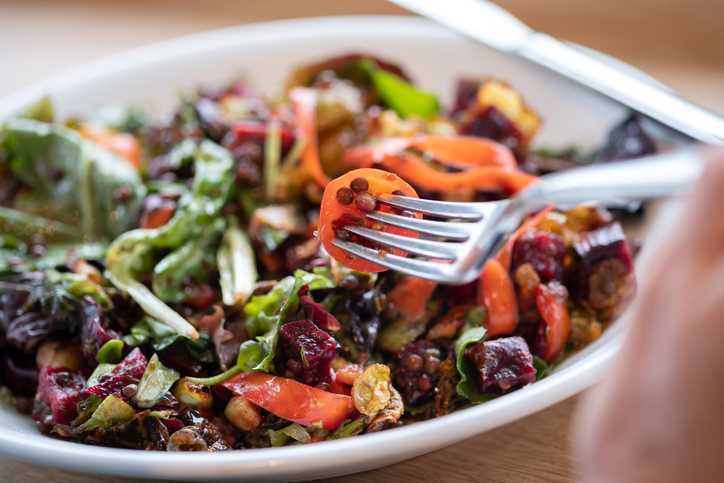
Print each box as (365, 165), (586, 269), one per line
(388, 0), (724, 144)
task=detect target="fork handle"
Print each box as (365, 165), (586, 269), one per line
(527, 149), (705, 207)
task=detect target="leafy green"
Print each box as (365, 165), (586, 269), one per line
(75, 395), (135, 432)
(268, 423), (311, 446)
(89, 104), (147, 133)
(106, 140), (234, 338)
(96, 339), (124, 364)
(1, 119), (145, 240)
(533, 355), (551, 380)
(152, 218), (225, 303)
(123, 317), (214, 364)
(361, 60), (439, 119)
(217, 217), (257, 307)
(86, 363), (116, 387)
(134, 354), (180, 408)
(328, 418), (365, 440)
(453, 325), (489, 403)
(0, 206), (78, 243)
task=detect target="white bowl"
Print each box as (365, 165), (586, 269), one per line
(0, 15), (643, 481)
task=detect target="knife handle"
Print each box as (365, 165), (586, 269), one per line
(519, 33), (724, 144)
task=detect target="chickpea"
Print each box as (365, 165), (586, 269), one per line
(36, 340), (82, 370)
(224, 396), (261, 431)
(172, 378), (214, 409)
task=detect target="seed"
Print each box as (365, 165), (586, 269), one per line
(336, 187), (354, 205)
(350, 177), (369, 192)
(340, 275), (360, 290)
(336, 229), (350, 241)
(424, 356), (441, 374)
(355, 192), (377, 212)
(418, 373), (432, 392)
(121, 384), (138, 398)
(402, 353), (423, 372)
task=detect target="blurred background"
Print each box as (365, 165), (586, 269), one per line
(2, 0), (723, 114)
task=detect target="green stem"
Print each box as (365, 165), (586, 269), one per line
(185, 365), (242, 386)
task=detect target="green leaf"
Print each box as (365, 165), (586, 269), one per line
(361, 60), (439, 119)
(453, 325), (490, 403)
(75, 395), (135, 432)
(264, 120), (282, 198)
(268, 423), (311, 446)
(328, 418), (365, 440)
(89, 104), (146, 133)
(86, 363), (116, 387)
(217, 216), (257, 307)
(1, 119), (145, 240)
(123, 317), (214, 364)
(533, 355), (551, 380)
(0, 206), (78, 244)
(152, 218), (225, 303)
(134, 354), (180, 409)
(96, 339), (124, 364)
(105, 140), (234, 339)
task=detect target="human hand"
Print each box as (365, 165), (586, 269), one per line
(575, 150), (724, 483)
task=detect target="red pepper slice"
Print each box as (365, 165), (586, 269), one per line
(222, 372), (354, 430)
(344, 135), (534, 194)
(290, 87), (329, 188)
(536, 282), (571, 362)
(388, 276), (437, 322)
(319, 168), (421, 272)
(478, 259), (519, 336)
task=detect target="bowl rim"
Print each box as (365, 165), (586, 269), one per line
(0, 14), (625, 479)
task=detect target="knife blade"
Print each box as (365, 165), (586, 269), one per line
(389, 0), (724, 144)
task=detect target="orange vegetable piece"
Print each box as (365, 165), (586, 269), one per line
(388, 276), (437, 322)
(318, 168), (420, 272)
(478, 259), (519, 336)
(290, 87), (330, 188)
(80, 125), (141, 169)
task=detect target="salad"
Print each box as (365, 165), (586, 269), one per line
(0, 53), (652, 451)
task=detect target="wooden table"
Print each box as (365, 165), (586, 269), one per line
(1, 1), (722, 482)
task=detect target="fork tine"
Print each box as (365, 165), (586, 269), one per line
(366, 211), (473, 241)
(378, 194), (487, 220)
(331, 239), (459, 282)
(343, 226), (460, 260)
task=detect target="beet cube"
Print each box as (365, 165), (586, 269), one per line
(465, 336), (536, 393)
(279, 320), (338, 386)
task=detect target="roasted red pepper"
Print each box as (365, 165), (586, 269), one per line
(222, 372), (354, 430)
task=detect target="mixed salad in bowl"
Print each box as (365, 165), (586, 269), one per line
(0, 53), (653, 451)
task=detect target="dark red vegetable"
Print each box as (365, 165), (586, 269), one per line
(464, 336), (536, 393)
(599, 114), (657, 161)
(512, 229), (567, 282)
(32, 367), (86, 426)
(83, 348), (147, 399)
(573, 223), (635, 315)
(298, 286), (341, 332)
(279, 320), (338, 386)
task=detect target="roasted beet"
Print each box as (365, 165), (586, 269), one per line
(32, 367), (86, 426)
(80, 298), (121, 363)
(512, 229), (567, 282)
(573, 223), (635, 317)
(451, 78), (482, 114)
(83, 348), (147, 399)
(464, 336), (536, 393)
(394, 340), (449, 406)
(298, 286), (341, 332)
(459, 106), (521, 153)
(279, 320), (338, 386)
(599, 114), (657, 161)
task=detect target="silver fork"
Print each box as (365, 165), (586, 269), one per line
(332, 149), (705, 284)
